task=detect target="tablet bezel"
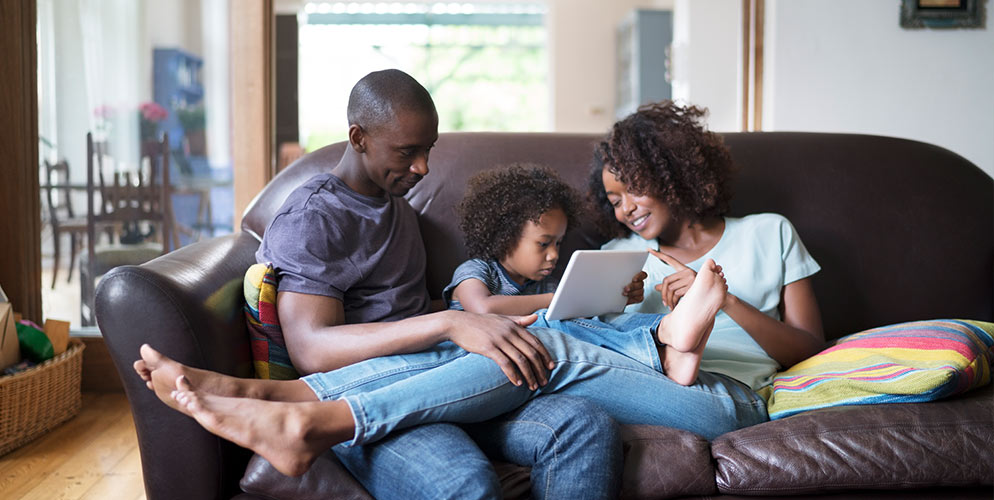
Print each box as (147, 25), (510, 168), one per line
(544, 250), (648, 321)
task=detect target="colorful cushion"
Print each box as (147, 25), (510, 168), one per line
(762, 319), (994, 420)
(244, 263), (299, 380)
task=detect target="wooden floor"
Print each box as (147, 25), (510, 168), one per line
(0, 392), (146, 500)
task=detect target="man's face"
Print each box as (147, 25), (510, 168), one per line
(360, 109), (439, 197)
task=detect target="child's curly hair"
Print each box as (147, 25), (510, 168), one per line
(587, 101), (736, 239)
(458, 163), (581, 261)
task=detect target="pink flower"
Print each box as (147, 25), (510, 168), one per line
(139, 101), (168, 122)
(93, 104), (115, 119)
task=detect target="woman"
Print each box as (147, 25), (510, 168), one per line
(590, 100), (825, 391)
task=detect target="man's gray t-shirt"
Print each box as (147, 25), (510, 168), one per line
(256, 173), (430, 324)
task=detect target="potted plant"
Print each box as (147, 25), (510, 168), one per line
(139, 101), (168, 141)
(176, 105), (207, 156)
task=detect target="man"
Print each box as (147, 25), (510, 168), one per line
(162, 69), (622, 499)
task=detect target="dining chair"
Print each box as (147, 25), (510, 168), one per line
(80, 132), (176, 326)
(43, 159), (88, 289)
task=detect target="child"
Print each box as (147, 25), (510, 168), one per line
(444, 164), (728, 385)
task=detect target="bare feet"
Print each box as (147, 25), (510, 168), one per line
(656, 259), (727, 385)
(171, 375), (355, 477)
(132, 344), (316, 408)
(132, 344), (248, 410)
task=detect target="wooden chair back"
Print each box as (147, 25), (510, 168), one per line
(82, 132), (175, 325)
(43, 159), (88, 288)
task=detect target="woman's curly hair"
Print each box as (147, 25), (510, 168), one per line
(458, 163), (581, 261)
(587, 101), (736, 239)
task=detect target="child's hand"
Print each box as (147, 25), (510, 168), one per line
(622, 271), (648, 305)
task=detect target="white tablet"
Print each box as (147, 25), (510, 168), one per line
(545, 250), (649, 321)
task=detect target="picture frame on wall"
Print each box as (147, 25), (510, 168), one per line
(900, 0), (987, 28)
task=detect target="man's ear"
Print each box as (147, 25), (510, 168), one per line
(348, 124), (365, 153)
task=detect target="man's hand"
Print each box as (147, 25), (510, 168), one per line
(442, 310), (553, 390)
(623, 271), (648, 305)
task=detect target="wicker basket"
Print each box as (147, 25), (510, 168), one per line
(0, 338), (84, 456)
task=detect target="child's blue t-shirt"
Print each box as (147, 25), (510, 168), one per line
(602, 213), (821, 390)
(443, 259), (557, 311)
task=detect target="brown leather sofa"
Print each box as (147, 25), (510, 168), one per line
(97, 132), (994, 499)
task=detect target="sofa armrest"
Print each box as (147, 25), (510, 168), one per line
(96, 232), (260, 500)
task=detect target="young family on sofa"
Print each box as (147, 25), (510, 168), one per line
(109, 69), (993, 499)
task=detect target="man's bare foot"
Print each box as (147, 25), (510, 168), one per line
(170, 375), (355, 477)
(656, 259), (727, 385)
(132, 344), (248, 410)
(132, 344), (316, 408)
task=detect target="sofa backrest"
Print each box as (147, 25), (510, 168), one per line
(243, 131), (993, 340)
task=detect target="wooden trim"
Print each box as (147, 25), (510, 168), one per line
(752, 0), (764, 131)
(741, 0), (765, 132)
(231, 0), (275, 231)
(79, 336), (125, 392)
(0, 0), (42, 322)
(741, 0), (752, 132)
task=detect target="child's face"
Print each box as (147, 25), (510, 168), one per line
(500, 208), (568, 285)
(601, 166), (673, 241)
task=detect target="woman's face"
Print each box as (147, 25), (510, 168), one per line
(601, 166), (673, 241)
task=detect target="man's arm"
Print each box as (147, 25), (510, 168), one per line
(278, 291), (555, 390)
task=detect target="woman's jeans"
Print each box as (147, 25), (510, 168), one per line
(304, 326), (768, 447)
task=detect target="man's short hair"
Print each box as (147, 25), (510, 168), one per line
(347, 69), (436, 132)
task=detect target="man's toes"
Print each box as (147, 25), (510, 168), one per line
(176, 374), (193, 391)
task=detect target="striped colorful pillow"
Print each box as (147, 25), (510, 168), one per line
(244, 263), (299, 380)
(763, 319), (994, 420)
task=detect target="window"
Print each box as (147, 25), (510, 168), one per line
(37, 0), (235, 330)
(298, 1), (548, 150)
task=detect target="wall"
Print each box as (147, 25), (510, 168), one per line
(763, 0), (994, 178)
(670, 0), (740, 131)
(547, 0), (669, 132)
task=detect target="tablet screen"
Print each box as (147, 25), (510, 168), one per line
(545, 250), (648, 321)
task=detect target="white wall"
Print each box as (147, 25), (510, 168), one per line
(670, 0), (740, 131)
(763, 0), (994, 178)
(547, 0), (664, 132)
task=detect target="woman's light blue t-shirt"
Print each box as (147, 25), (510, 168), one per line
(602, 213), (820, 390)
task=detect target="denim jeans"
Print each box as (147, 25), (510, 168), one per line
(303, 327), (768, 446)
(532, 309), (664, 372)
(333, 395), (622, 500)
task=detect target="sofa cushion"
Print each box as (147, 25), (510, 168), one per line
(240, 424), (717, 499)
(763, 319), (993, 420)
(711, 384), (994, 495)
(244, 263), (298, 380)
(240, 452), (373, 500)
(619, 425), (717, 499)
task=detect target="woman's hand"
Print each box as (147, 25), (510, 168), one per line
(648, 249), (697, 309)
(622, 271), (648, 305)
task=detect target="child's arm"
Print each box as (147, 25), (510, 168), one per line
(453, 279), (555, 316)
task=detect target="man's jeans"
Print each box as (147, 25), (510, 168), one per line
(334, 394), (622, 500)
(304, 327), (768, 446)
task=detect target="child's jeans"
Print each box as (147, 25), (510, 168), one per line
(532, 308), (664, 372)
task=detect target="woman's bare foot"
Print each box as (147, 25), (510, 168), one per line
(133, 344), (315, 408)
(170, 375), (355, 477)
(656, 259), (727, 385)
